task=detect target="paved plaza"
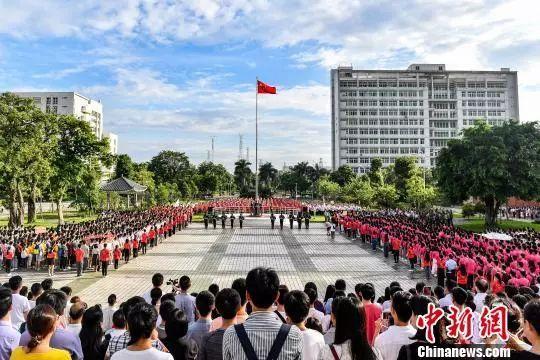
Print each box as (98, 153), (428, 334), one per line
(2, 219), (433, 305)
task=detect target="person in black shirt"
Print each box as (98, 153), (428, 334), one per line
(270, 213), (276, 229)
(288, 212), (295, 229)
(279, 212), (285, 230)
(203, 213), (209, 229)
(164, 308), (198, 360)
(221, 213), (226, 229)
(212, 214), (217, 229)
(239, 213), (244, 229)
(297, 212), (302, 229)
(230, 214), (235, 229)
(304, 212), (311, 229)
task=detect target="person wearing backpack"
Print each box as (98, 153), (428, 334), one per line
(222, 267), (303, 360)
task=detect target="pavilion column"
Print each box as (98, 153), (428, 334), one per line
(107, 193), (110, 210)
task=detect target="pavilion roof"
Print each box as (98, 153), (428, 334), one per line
(100, 176), (147, 193)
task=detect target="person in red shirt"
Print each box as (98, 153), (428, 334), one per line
(141, 232), (148, 255)
(407, 245), (416, 270)
(123, 239), (131, 263)
(132, 237), (139, 258)
(4, 244), (14, 274)
(74, 243), (84, 277)
(113, 245), (121, 269)
(100, 243), (111, 277)
(359, 283), (382, 345)
(391, 237), (401, 263)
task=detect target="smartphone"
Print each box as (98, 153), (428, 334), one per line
(423, 286), (432, 296)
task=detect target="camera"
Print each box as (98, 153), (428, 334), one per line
(166, 278), (179, 286)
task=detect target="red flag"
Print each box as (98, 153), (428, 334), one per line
(257, 80), (276, 94)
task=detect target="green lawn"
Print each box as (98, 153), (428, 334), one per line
(457, 218), (540, 232)
(0, 211), (97, 228)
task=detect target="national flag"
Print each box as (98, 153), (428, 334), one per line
(257, 80), (277, 94)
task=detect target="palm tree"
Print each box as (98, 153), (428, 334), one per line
(259, 162), (278, 188)
(234, 159), (253, 191)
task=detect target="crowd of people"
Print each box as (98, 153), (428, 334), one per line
(332, 209), (539, 290)
(501, 207), (540, 221)
(195, 198), (302, 215)
(1, 265), (540, 360)
(0, 206), (193, 276)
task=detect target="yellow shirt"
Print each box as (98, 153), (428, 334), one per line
(10, 347), (70, 360)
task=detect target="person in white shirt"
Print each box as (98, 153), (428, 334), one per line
(438, 279), (456, 309)
(305, 288), (325, 324)
(143, 273), (164, 304)
(28, 283), (43, 310)
(111, 302), (172, 360)
(8, 276), (30, 331)
(473, 278), (489, 312)
(373, 291), (416, 360)
(102, 294), (118, 331)
(67, 302), (85, 336)
(319, 296), (377, 360)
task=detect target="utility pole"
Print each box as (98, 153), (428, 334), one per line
(211, 136), (215, 163)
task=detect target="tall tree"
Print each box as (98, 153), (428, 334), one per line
(234, 159), (254, 197)
(436, 121), (540, 226)
(341, 177), (375, 206)
(367, 158), (383, 187)
(393, 157), (419, 201)
(330, 165), (356, 186)
(316, 177), (340, 203)
(114, 154), (135, 179)
(49, 115), (110, 224)
(259, 162), (278, 189)
(148, 151), (195, 198)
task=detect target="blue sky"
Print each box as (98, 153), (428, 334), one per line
(1, 0), (538, 171)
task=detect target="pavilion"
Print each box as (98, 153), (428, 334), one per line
(100, 176), (147, 209)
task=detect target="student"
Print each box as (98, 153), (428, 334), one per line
(102, 294), (118, 331)
(222, 267), (303, 360)
(66, 302), (86, 336)
(19, 290), (83, 360)
(174, 276), (196, 323)
(100, 244), (110, 277)
(143, 273), (164, 304)
(8, 276), (31, 331)
(156, 300), (176, 341)
(187, 291), (214, 349)
(210, 278), (249, 331)
(319, 296), (376, 360)
(284, 290), (325, 360)
(373, 291), (416, 360)
(199, 288), (240, 360)
(74, 244), (84, 277)
(111, 303), (172, 360)
(0, 287), (20, 359)
(10, 305), (70, 360)
(163, 309), (197, 360)
(105, 310), (126, 339)
(514, 299), (540, 359)
(113, 246), (121, 270)
(80, 305), (108, 360)
(359, 283), (382, 345)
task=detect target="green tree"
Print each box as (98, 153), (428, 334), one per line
(258, 162), (278, 197)
(234, 159), (254, 197)
(393, 157), (419, 201)
(375, 183), (398, 208)
(341, 177), (374, 206)
(436, 121), (540, 226)
(405, 175), (437, 209)
(367, 158), (383, 187)
(49, 115), (110, 224)
(316, 177), (340, 202)
(114, 154), (135, 179)
(330, 165), (356, 186)
(132, 163), (155, 206)
(196, 162), (233, 196)
(148, 151), (195, 198)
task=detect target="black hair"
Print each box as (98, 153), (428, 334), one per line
(152, 273), (164, 287)
(475, 278), (489, 293)
(246, 267), (280, 309)
(112, 309), (126, 329)
(433, 285), (445, 300)
(127, 302), (158, 345)
(30, 283), (43, 297)
(304, 288), (317, 305)
(80, 305), (104, 358)
(415, 282), (425, 294)
(179, 276), (191, 291)
(120, 296), (146, 320)
(410, 295), (445, 344)
(445, 279), (456, 291)
(277, 285), (289, 305)
(451, 287), (467, 306)
(36, 290), (67, 316)
(161, 293), (175, 304)
(165, 309), (189, 340)
(524, 299), (540, 335)
(150, 288), (162, 306)
(59, 286), (72, 296)
(69, 303), (86, 321)
(359, 284), (375, 302)
(215, 288), (241, 320)
(41, 278), (53, 291)
(20, 286), (28, 298)
(323, 285), (336, 302)
(354, 283), (364, 299)
(208, 283), (220, 296)
(305, 317), (323, 334)
(0, 287), (12, 318)
(391, 291), (413, 323)
(284, 290), (309, 324)
(304, 282), (317, 293)
(158, 300), (177, 323)
(107, 294), (117, 306)
(505, 285), (519, 298)
(195, 291), (215, 317)
(333, 296), (376, 360)
(335, 279), (346, 291)
(9, 276), (22, 291)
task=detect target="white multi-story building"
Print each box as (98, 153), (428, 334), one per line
(331, 64), (519, 173)
(13, 92), (104, 140)
(104, 132), (118, 155)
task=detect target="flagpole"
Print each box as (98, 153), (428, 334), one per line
(255, 77), (259, 203)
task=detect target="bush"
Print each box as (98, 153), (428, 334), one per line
(462, 203), (477, 218)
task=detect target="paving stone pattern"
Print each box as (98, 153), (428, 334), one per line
(1, 220), (434, 305)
